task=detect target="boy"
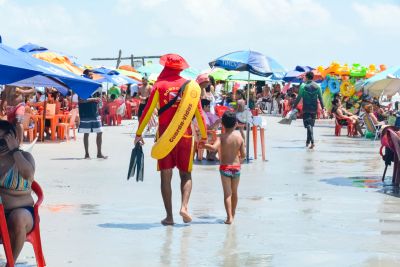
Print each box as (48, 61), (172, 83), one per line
(204, 111), (246, 224)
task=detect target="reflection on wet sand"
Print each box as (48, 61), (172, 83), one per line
(219, 225), (239, 267)
(160, 227), (173, 266)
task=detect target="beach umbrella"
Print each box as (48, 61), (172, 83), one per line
(92, 67), (139, 86)
(181, 67), (201, 80)
(283, 66), (313, 83)
(18, 43), (48, 54)
(137, 64), (163, 76)
(10, 48), (100, 98)
(0, 43), (43, 84)
(362, 66), (400, 97)
(116, 68), (142, 81)
(209, 68), (237, 81)
(19, 43), (84, 75)
(209, 50), (286, 161)
(118, 65), (138, 73)
(227, 72), (272, 81)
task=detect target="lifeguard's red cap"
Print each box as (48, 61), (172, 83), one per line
(159, 53), (189, 70)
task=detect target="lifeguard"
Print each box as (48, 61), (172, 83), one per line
(134, 54), (207, 225)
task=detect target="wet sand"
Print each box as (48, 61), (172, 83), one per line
(4, 116), (400, 266)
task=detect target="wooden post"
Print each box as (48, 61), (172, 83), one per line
(130, 54), (134, 67)
(116, 50), (122, 69)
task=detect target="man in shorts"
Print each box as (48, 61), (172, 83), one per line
(78, 69), (107, 159)
(134, 54), (207, 225)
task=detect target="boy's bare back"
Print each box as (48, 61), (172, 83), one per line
(219, 130), (245, 165)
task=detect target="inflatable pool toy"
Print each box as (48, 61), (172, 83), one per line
(326, 61), (341, 75)
(365, 64), (378, 79)
(340, 81), (355, 97)
(321, 79), (328, 92)
(151, 80), (201, 159)
(339, 64), (350, 76)
(317, 66), (326, 78)
(322, 88), (333, 111)
(380, 64), (387, 72)
(328, 78), (340, 94)
(350, 63), (367, 77)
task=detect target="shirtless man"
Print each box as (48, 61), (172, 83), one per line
(137, 77), (152, 119)
(204, 111), (246, 224)
(0, 86), (35, 144)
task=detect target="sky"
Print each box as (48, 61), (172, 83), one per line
(0, 0), (399, 71)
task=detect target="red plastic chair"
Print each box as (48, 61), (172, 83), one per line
(332, 113), (354, 136)
(26, 181), (46, 267)
(0, 204), (14, 266)
(215, 106), (234, 118)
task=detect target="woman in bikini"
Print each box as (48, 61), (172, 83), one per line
(0, 120), (35, 261)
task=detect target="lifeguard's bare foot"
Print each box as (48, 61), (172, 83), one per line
(161, 218), (174, 226)
(179, 210), (192, 223)
(309, 144), (315, 149)
(97, 154), (108, 159)
(224, 218), (233, 224)
(84, 154), (90, 159)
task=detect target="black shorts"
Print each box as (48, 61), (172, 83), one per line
(138, 102), (147, 119)
(303, 113), (316, 128)
(5, 206), (35, 226)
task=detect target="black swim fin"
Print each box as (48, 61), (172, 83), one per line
(127, 143), (145, 182)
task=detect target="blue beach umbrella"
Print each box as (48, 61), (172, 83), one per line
(209, 50), (285, 162)
(209, 50), (286, 76)
(6, 45), (100, 98)
(0, 43), (43, 84)
(92, 67), (138, 86)
(283, 66), (314, 83)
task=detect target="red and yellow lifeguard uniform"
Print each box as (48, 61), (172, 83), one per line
(136, 60), (207, 172)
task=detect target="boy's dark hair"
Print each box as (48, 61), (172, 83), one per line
(222, 111), (237, 129)
(305, 71), (314, 81)
(201, 98), (211, 108)
(110, 94), (116, 100)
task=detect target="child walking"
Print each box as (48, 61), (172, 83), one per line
(205, 111), (246, 224)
